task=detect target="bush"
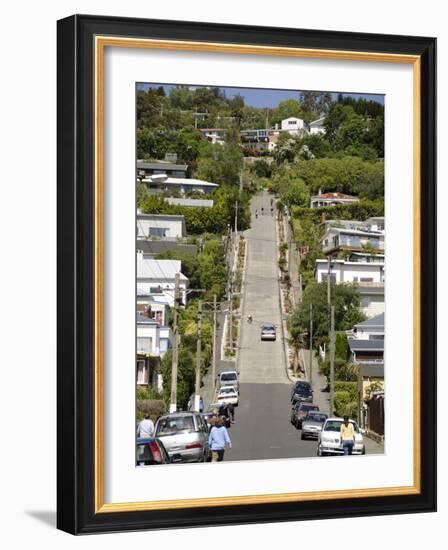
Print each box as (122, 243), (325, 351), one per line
(136, 399), (166, 421)
(334, 391), (358, 420)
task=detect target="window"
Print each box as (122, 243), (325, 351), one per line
(136, 360), (148, 384)
(322, 274), (336, 283)
(149, 227), (168, 238)
(137, 337), (152, 354)
(149, 286), (163, 294)
(360, 277), (374, 282)
(288, 120), (297, 125)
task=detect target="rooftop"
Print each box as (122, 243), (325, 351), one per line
(137, 258), (188, 281)
(355, 312), (385, 329)
(348, 339), (384, 352)
(142, 176), (218, 188)
(166, 197), (214, 208)
(312, 192), (358, 200)
(137, 160), (188, 171)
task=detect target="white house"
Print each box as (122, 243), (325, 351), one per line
(166, 197), (214, 208)
(136, 212), (186, 240)
(199, 128), (226, 145)
(315, 258), (385, 285)
(309, 117), (326, 135)
(136, 313), (171, 357)
(322, 225), (384, 255)
(310, 191), (360, 209)
(136, 291), (169, 326)
(348, 313), (385, 430)
(315, 258), (385, 318)
(280, 117), (308, 135)
(140, 174), (218, 194)
(137, 254), (189, 307)
(136, 312), (171, 390)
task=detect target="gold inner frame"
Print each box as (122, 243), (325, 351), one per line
(94, 36), (421, 513)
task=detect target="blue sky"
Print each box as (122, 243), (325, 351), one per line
(137, 83), (384, 108)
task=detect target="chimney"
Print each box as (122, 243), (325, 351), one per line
(318, 188), (322, 196)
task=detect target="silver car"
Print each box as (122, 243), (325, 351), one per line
(301, 411), (328, 440)
(261, 323), (276, 341)
(155, 412), (210, 463)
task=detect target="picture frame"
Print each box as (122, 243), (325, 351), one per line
(57, 14), (436, 534)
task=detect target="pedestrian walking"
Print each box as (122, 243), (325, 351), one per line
(136, 414), (155, 438)
(340, 415), (355, 455)
(199, 396), (204, 413)
(228, 402), (235, 423)
(208, 416), (231, 462)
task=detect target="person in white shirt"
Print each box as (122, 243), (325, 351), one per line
(137, 414), (155, 438)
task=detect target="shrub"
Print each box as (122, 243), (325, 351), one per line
(136, 399), (166, 421)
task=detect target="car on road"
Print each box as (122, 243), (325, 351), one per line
(218, 370), (240, 393)
(291, 402), (319, 428)
(136, 437), (177, 466)
(216, 386), (239, 406)
(260, 323), (276, 341)
(317, 417), (366, 456)
(154, 412), (210, 463)
(290, 380), (312, 399)
(300, 411), (328, 440)
(291, 381), (313, 404)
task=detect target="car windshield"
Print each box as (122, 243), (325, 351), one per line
(300, 404), (318, 412)
(324, 420), (359, 433)
(219, 387), (235, 394)
(220, 373), (237, 381)
(156, 416), (195, 436)
(262, 325), (275, 331)
(305, 413), (327, 422)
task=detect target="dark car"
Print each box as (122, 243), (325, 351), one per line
(291, 381), (313, 404)
(291, 402), (319, 428)
(136, 437), (177, 466)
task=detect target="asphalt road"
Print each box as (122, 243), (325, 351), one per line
(223, 191), (384, 461)
(226, 191), (319, 460)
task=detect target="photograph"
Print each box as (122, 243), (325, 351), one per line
(134, 83), (386, 465)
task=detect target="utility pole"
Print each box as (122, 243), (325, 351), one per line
(327, 256), (332, 307)
(309, 303), (313, 388)
(169, 273), (180, 413)
(212, 294), (217, 390)
(194, 301), (202, 411)
(329, 305), (335, 417)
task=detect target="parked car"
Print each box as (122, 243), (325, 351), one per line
(218, 370), (240, 393)
(291, 402), (319, 428)
(201, 411), (215, 430)
(301, 411), (328, 440)
(217, 386), (239, 406)
(290, 380), (312, 399)
(260, 323), (276, 341)
(136, 437), (177, 466)
(291, 382), (313, 404)
(317, 417), (366, 456)
(154, 412), (210, 463)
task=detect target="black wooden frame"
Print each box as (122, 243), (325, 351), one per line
(57, 14), (436, 535)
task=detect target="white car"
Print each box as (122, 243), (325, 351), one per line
(317, 417), (365, 456)
(260, 323), (276, 341)
(216, 386), (239, 406)
(218, 370), (240, 393)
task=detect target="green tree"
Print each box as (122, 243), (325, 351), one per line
(272, 99), (303, 124)
(288, 282), (365, 349)
(281, 179), (310, 208)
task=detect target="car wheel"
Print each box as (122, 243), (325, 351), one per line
(317, 444), (323, 457)
(301, 433), (305, 440)
(362, 445), (366, 455)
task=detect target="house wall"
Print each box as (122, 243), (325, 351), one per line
(137, 216), (184, 239)
(137, 279), (187, 308)
(360, 294), (385, 318)
(316, 261), (384, 284)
